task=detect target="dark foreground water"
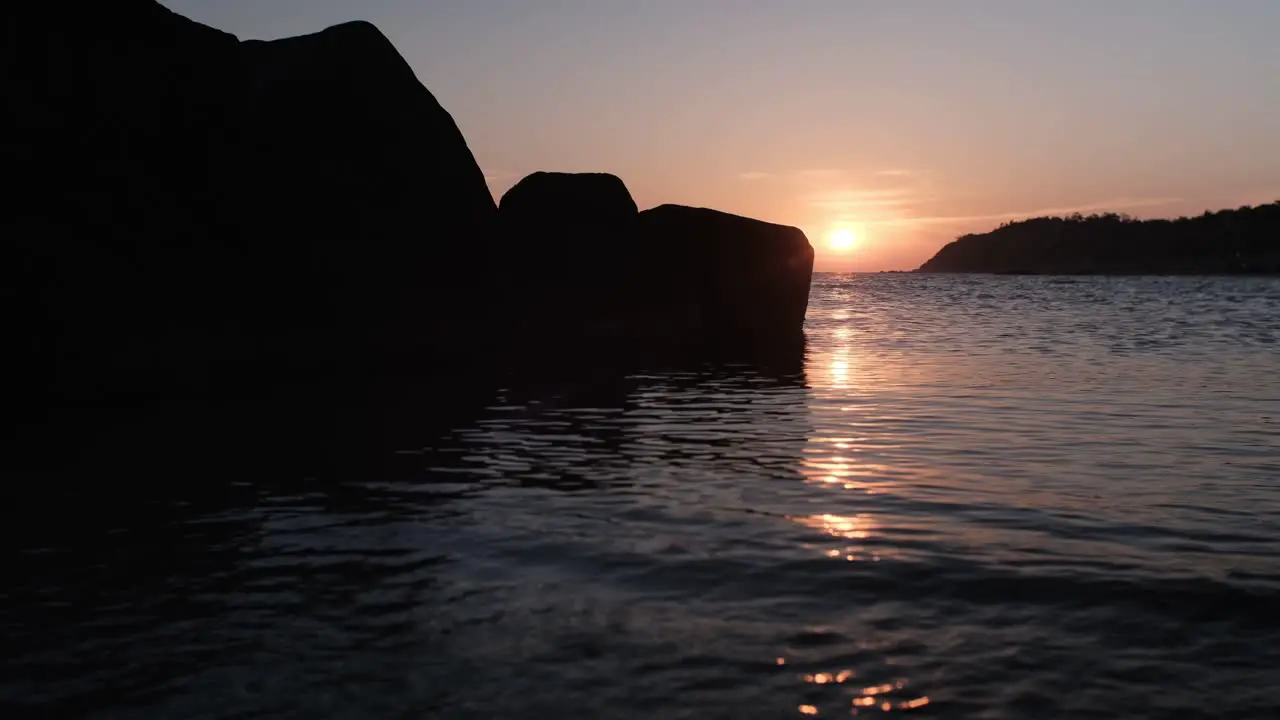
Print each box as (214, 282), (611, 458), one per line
(5, 275), (1280, 719)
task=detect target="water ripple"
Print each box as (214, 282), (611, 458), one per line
(3, 275), (1280, 718)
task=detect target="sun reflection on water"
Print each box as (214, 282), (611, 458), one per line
(793, 513), (872, 541)
(802, 669), (857, 685)
(785, 289), (933, 716)
(801, 451), (899, 493)
(792, 670), (927, 715)
(828, 358), (849, 389)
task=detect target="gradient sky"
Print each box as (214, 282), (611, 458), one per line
(165, 0), (1280, 271)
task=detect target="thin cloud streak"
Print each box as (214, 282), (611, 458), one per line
(737, 171), (773, 181)
(793, 168), (847, 181)
(807, 186), (929, 211)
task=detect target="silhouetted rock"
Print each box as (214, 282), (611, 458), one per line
(494, 172), (644, 343)
(499, 172), (639, 230)
(493, 173), (813, 348)
(7, 1), (817, 413)
(638, 205), (815, 340)
(5, 1), (496, 405)
(236, 20), (496, 361)
(918, 205), (1280, 275)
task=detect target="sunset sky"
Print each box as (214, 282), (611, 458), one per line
(167, 0), (1280, 272)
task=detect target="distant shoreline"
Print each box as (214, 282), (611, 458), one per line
(913, 270), (1280, 278)
(816, 270), (1280, 277)
(915, 203), (1280, 275)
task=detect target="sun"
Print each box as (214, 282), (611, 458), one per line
(827, 226), (858, 252)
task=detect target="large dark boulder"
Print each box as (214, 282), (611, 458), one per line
(234, 20), (496, 360)
(496, 172), (641, 336)
(499, 172), (639, 230)
(5, 2), (242, 403)
(4, 1), (496, 404)
(638, 205), (814, 340)
(493, 173), (814, 347)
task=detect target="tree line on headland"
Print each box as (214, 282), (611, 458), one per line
(917, 202), (1280, 274)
